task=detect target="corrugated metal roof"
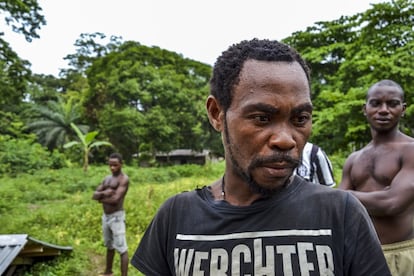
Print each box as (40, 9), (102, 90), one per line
(0, 234), (72, 275)
(0, 234), (27, 275)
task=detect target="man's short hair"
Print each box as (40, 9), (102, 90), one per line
(367, 79), (405, 100)
(210, 38), (311, 112)
(109, 152), (123, 163)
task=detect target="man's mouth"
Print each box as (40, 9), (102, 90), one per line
(375, 117), (390, 123)
(260, 163), (294, 178)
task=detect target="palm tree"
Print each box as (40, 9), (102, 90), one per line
(64, 123), (113, 172)
(27, 97), (88, 150)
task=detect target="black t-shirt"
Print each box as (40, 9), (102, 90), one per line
(131, 176), (390, 275)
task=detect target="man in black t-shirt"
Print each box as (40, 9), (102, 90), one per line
(131, 39), (390, 275)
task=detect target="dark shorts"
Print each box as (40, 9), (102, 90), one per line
(382, 238), (414, 276)
(102, 210), (127, 254)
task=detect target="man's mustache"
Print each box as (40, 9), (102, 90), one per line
(249, 154), (300, 169)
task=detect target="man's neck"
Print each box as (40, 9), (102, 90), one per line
(222, 174), (294, 207)
(112, 171), (122, 177)
(371, 128), (400, 144)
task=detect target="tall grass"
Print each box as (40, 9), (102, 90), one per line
(0, 161), (225, 275)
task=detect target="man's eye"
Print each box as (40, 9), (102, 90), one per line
(388, 100), (401, 108)
(293, 114), (310, 125)
(253, 115), (270, 123)
(369, 101), (380, 107)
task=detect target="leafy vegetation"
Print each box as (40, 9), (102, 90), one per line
(0, 134), (66, 177)
(283, 0), (414, 153)
(1, 0), (413, 172)
(26, 97), (88, 151)
(64, 123), (113, 172)
(0, 0), (45, 108)
(0, 162), (226, 275)
(82, 40), (214, 161)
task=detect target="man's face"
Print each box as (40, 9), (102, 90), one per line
(223, 59), (312, 194)
(363, 85), (405, 133)
(108, 158), (122, 175)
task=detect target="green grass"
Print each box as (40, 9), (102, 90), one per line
(0, 161), (225, 275)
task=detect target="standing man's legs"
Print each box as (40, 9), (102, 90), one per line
(111, 211), (128, 275)
(120, 251), (128, 276)
(105, 249), (115, 275)
(102, 214), (115, 275)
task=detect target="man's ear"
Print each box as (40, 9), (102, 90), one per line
(362, 103), (367, 116)
(402, 102), (407, 117)
(206, 95), (224, 132)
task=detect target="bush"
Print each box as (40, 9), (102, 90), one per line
(0, 135), (67, 176)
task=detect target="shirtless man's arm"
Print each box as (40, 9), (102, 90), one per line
(338, 153), (357, 190)
(92, 182), (115, 200)
(92, 176), (115, 201)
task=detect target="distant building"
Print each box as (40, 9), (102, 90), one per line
(155, 149), (211, 165)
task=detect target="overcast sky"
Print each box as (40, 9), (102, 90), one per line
(4, 0), (388, 76)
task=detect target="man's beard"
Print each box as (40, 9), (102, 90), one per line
(224, 119), (300, 197)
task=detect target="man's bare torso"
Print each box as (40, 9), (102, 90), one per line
(101, 173), (127, 214)
(349, 140), (414, 244)
(103, 175), (120, 189)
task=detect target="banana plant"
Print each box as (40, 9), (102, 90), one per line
(64, 123), (113, 172)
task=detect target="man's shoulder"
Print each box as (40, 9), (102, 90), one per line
(118, 172), (129, 181)
(296, 177), (343, 195)
(379, 137), (414, 159)
(295, 179), (362, 213)
(399, 139), (414, 150)
(122, 172), (129, 179)
(156, 189), (201, 213)
(160, 187), (199, 201)
(400, 142), (414, 165)
(344, 147), (367, 163)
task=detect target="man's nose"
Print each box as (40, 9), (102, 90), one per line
(378, 103), (390, 114)
(267, 124), (296, 151)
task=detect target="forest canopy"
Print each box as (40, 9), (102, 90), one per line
(1, 0), (413, 174)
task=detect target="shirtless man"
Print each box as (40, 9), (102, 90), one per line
(93, 152), (129, 276)
(339, 79), (414, 275)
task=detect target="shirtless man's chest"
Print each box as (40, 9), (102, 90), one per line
(103, 175), (120, 189)
(350, 145), (401, 191)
